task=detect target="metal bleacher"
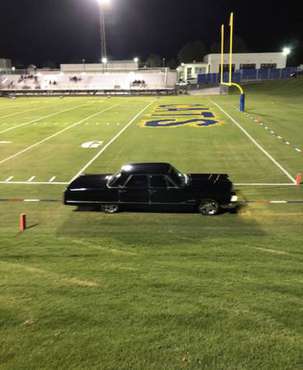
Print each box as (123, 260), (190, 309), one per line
(0, 69), (177, 96)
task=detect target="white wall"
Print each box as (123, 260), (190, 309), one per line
(61, 61), (139, 73)
(204, 53), (287, 73)
(177, 63), (209, 81)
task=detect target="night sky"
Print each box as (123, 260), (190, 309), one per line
(0, 0), (302, 66)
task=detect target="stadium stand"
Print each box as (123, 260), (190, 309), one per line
(0, 68), (177, 96)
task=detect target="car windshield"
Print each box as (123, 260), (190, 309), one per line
(169, 166), (189, 187)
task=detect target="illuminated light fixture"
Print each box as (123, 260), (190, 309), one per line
(282, 47), (291, 56)
(96, 0), (110, 6)
(97, 0), (110, 62)
(102, 57), (108, 64)
(134, 57), (139, 63)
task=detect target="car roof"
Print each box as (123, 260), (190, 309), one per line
(120, 163), (173, 175)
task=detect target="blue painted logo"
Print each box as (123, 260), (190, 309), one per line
(141, 104), (222, 128)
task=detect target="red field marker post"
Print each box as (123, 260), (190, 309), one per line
(19, 213), (27, 232)
(296, 173), (302, 186)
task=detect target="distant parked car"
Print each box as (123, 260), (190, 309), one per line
(186, 77), (198, 85)
(64, 163), (238, 216)
(176, 80), (188, 87)
(290, 70), (303, 78)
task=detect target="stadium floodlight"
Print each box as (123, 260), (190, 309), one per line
(96, 0), (110, 6)
(96, 0), (110, 62)
(282, 47), (291, 56)
(134, 57), (139, 63)
(102, 57), (108, 64)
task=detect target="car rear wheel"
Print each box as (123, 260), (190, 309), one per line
(102, 204), (119, 214)
(199, 200), (219, 216)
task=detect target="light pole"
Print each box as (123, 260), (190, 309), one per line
(97, 0), (110, 62)
(102, 57), (108, 73)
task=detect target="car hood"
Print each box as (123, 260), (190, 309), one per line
(67, 174), (112, 190)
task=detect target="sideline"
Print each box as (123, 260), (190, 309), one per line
(210, 100), (296, 184)
(0, 198), (303, 204)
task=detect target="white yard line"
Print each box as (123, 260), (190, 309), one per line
(235, 183), (296, 186)
(0, 181), (68, 185)
(210, 100), (296, 184)
(0, 105), (118, 165)
(27, 176), (36, 182)
(0, 102), (91, 135)
(0, 180), (297, 187)
(49, 176), (56, 182)
(70, 100), (155, 182)
(0, 106), (52, 120)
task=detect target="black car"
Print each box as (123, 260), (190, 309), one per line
(64, 163), (238, 215)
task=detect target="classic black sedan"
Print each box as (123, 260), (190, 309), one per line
(64, 163), (238, 215)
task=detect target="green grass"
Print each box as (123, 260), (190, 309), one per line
(0, 81), (303, 369)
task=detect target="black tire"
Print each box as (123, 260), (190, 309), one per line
(102, 204), (119, 214)
(198, 199), (219, 216)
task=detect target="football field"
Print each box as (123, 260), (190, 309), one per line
(1, 81), (303, 370)
(0, 91), (301, 189)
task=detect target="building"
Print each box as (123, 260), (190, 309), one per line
(0, 58), (12, 70)
(177, 62), (209, 83)
(60, 60), (139, 73)
(204, 52), (287, 74)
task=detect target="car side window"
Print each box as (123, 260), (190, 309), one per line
(166, 176), (179, 188)
(124, 175), (148, 189)
(150, 175), (167, 188)
(109, 173), (127, 187)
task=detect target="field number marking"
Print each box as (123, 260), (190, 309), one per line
(70, 100), (155, 182)
(0, 105), (118, 165)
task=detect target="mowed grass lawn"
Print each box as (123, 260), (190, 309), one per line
(0, 80), (303, 369)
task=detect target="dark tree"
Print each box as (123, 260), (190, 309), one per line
(178, 41), (206, 63)
(210, 35), (249, 53)
(167, 58), (178, 69)
(145, 54), (162, 68)
(42, 60), (57, 69)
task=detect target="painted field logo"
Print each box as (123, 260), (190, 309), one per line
(141, 104), (222, 128)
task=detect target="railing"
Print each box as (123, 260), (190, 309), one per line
(198, 67), (298, 84)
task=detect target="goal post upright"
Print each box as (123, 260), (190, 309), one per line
(220, 12), (245, 112)
(221, 24), (224, 84)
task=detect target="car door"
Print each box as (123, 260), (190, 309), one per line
(165, 176), (191, 205)
(149, 175), (190, 205)
(119, 175), (149, 204)
(149, 175), (169, 204)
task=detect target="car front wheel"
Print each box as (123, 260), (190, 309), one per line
(102, 204), (119, 214)
(199, 200), (219, 216)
